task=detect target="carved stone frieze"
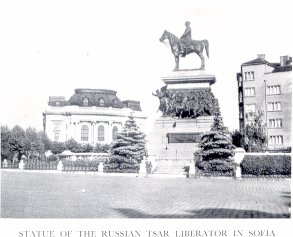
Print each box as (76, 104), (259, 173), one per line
(153, 87), (219, 118)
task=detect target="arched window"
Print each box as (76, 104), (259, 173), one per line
(99, 98), (105, 106)
(81, 125), (89, 141)
(112, 126), (118, 140)
(83, 98), (89, 106)
(98, 125), (105, 141)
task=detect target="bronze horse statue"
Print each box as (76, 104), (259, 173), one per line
(159, 30), (209, 71)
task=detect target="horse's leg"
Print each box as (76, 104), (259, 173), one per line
(198, 52), (205, 70)
(174, 55), (179, 71)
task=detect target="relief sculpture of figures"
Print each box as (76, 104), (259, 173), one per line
(153, 88), (219, 118)
(159, 21), (209, 71)
(152, 87), (172, 115)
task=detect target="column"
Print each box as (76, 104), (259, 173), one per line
(108, 121), (113, 144)
(74, 122), (77, 141)
(91, 123), (94, 144)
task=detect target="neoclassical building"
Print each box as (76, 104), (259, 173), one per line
(43, 89), (147, 144)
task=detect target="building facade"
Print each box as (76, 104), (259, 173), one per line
(43, 89), (147, 144)
(237, 54), (292, 150)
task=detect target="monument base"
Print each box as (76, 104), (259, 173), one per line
(149, 70), (218, 175)
(147, 116), (213, 175)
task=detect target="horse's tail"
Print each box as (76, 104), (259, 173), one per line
(202, 39), (209, 58)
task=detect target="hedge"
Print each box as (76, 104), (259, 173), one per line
(62, 158), (100, 168)
(241, 154), (291, 176)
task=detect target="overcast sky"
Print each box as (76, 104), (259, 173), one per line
(1, 0), (292, 133)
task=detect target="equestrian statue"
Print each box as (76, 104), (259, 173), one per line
(159, 21), (209, 71)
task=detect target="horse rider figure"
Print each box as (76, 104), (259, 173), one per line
(180, 21), (192, 57)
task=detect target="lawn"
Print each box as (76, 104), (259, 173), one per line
(1, 171), (291, 218)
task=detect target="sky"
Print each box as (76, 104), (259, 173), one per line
(0, 0), (292, 133)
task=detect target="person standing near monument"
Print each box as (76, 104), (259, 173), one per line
(180, 21), (192, 56)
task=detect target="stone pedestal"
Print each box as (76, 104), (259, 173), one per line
(19, 160), (25, 170)
(234, 148), (245, 179)
(139, 160), (147, 176)
(57, 160), (63, 172)
(2, 159), (8, 168)
(98, 162), (104, 173)
(148, 70), (218, 175)
(161, 70), (216, 89)
(147, 116), (213, 174)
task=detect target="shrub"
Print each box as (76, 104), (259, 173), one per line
(62, 157), (100, 168)
(197, 158), (236, 176)
(103, 155), (139, 173)
(47, 154), (59, 162)
(241, 155), (291, 176)
(82, 143), (94, 152)
(93, 143), (110, 153)
(65, 139), (83, 153)
(50, 142), (66, 154)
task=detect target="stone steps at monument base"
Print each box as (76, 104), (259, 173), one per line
(155, 166), (186, 175)
(150, 148), (196, 159)
(154, 159), (194, 174)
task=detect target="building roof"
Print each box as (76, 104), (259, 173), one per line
(242, 56), (292, 73)
(68, 88), (123, 108)
(48, 88), (142, 111)
(272, 65), (292, 73)
(242, 57), (269, 66)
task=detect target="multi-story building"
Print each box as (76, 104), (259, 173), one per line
(237, 54), (292, 150)
(43, 88), (147, 144)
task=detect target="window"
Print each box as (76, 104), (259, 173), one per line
(113, 99), (117, 105)
(54, 133), (60, 142)
(245, 104), (256, 113)
(99, 98), (105, 106)
(268, 102), (281, 111)
(52, 121), (61, 141)
(269, 135), (283, 145)
(83, 98), (89, 106)
(269, 119), (282, 128)
(98, 125), (105, 141)
(112, 126), (118, 140)
(244, 87), (255, 97)
(52, 121), (61, 132)
(244, 71), (254, 81)
(267, 85), (281, 95)
(81, 125), (89, 141)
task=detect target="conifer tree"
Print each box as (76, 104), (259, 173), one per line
(104, 116), (147, 173)
(196, 112), (236, 175)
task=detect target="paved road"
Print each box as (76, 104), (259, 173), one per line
(1, 171), (291, 218)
